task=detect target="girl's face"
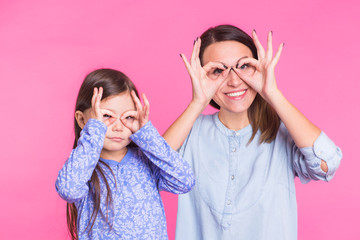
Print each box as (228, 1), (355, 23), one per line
(202, 40), (257, 115)
(84, 91), (135, 159)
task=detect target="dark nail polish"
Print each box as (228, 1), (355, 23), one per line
(271, 30), (273, 35)
(253, 29), (256, 33)
(283, 42), (285, 47)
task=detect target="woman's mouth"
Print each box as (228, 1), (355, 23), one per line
(226, 90), (246, 98)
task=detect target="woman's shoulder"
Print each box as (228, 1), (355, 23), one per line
(194, 112), (218, 128)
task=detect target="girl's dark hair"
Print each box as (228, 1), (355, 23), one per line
(67, 68), (139, 239)
(199, 24), (280, 143)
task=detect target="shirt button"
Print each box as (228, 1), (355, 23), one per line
(227, 200), (231, 205)
(231, 175), (235, 180)
(231, 148), (236, 152)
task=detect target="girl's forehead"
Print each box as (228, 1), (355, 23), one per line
(202, 40), (253, 65)
(100, 92), (135, 113)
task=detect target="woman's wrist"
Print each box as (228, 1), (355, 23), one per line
(189, 99), (208, 114)
(261, 88), (283, 107)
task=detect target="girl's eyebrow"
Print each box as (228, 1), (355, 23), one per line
(102, 108), (117, 114)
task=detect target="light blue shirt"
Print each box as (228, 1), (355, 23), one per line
(175, 113), (342, 240)
(56, 119), (195, 239)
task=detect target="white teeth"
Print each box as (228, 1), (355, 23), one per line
(226, 90), (246, 97)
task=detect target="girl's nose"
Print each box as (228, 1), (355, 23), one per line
(112, 118), (124, 131)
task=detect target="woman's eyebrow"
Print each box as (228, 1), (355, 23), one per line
(216, 56), (251, 67)
(235, 56), (250, 63)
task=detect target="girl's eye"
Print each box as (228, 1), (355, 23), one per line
(125, 116), (134, 120)
(103, 114), (112, 119)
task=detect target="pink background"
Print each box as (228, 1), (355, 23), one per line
(1, 0), (359, 239)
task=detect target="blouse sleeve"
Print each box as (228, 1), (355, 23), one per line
(289, 128), (342, 183)
(130, 121), (195, 194)
(55, 119), (107, 203)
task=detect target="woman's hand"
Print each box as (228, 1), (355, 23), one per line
(234, 30), (284, 103)
(90, 87), (116, 126)
(120, 91), (150, 133)
(180, 38), (229, 108)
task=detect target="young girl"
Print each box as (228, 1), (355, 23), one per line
(163, 25), (342, 240)
(55, 68), (195, 240)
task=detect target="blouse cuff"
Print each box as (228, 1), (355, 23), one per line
(299, 131), (340, 181)
(130, 121), (160, 147)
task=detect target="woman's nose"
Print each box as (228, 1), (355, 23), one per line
(226, 68), (242, 87)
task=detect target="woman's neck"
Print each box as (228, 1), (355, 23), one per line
(218, 109), (250, 131)
(100, 147), (128, 162)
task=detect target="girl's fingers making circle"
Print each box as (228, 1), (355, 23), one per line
(91, 87), (103, 121)
(121, 110), (139, 132)
(141, 93), (150, 123)
(120, 90), (150, 133)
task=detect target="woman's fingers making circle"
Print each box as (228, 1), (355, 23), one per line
(180, 54), (195, 78)
(252, 30), (265, 59)
(270, 42), (284, 68)
(190, 38), (201, 67)
(266, 31), (273, 62)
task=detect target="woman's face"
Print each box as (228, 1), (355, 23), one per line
(202, 40), (257, 114)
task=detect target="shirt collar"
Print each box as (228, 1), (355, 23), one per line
(212, 112), (253, 137)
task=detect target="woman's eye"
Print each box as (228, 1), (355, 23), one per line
(237, 63), (248, 70)
(126, 116), (134, 120)
(213, 68), (224, 75)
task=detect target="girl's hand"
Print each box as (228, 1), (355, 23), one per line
(90, 87), (116, 126)
(234, 30), (284, 103)
(120, 91), (150, 133)
(180, 38), (229, 108)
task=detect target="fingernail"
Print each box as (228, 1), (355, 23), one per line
(282, 42), (285, 47)
(271, 30), (273, 35)
(179, 53), (182, 58)
(253, 29), (256, 33)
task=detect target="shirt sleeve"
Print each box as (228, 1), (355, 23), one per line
(130, 121), (195, 194)
(55, 119), (107, 203)
(290, 130), (342, 184)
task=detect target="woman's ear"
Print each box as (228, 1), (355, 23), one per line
(75, 110), (86, 129)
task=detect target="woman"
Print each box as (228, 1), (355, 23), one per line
(163, 25), (342, 240)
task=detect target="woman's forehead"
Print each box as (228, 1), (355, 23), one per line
(202, 40), (253, 65)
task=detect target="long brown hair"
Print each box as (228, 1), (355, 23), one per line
(199, 24), (280, 143)
(67, 68), (139, 239)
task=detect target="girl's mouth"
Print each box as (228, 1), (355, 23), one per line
(109, 137), (124, 142)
